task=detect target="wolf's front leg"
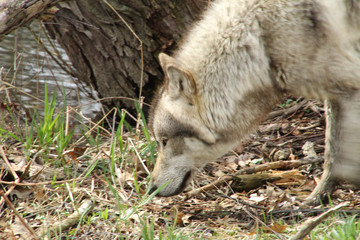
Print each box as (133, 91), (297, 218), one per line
(305, 99), (340, 204)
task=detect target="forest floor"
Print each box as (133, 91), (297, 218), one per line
(1, 96), (360, 239)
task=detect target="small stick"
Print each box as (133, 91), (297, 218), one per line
(0, 177), (85, 186)
(234, 156), (322, 175)
(289, 202), (349, 240)
(0, 191), (40, 240)
(0, 145), (21, 208)
(20, 149), (44, 182)
(267, 99), (307, 119)
(129, 138), (150, 175)
(0, 145), (19, 181)
(183, 156), (322, 200)
(41, 199), (93, 237)
(183, 175), (232, 200)
(0, 80), (43, 103)
(71, 107), (116, 146)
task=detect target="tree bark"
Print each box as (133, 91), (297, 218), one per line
(0, 0), (62, 39)
(45, 0), (208, 115)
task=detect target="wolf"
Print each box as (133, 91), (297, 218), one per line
(148, 0), (360, 200)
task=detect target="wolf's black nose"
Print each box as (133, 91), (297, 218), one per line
(149, 185), (158, 195)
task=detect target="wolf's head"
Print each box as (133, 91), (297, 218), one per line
(148, 53), (235, 197)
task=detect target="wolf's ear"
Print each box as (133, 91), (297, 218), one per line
(159, 53), (196, 100)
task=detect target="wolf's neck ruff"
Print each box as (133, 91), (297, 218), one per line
(174, 0), (279, 137)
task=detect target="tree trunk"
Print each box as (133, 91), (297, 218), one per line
(45, 0), (207, 116)
(0, 0), (62, 39)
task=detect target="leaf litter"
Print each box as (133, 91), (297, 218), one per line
(1, 97), (360, 239)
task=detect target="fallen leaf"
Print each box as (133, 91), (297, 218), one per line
(9, 188), (33, 200)
(9, 217), (33, 240)
(34, 187), (46, 201)
(249, 193), (265, 203)
(63, 146), (87, 162)
(261, 222), (287, 233)
(272, 170), (307, 186)
(214, 170), (226, 178)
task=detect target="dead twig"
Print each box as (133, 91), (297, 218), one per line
(0, 145), (19, 181)
(71, 107), (116, 147)
(0, 145), (21, 208)
(0, 80), (43, 103)
(20, 149), (45, 182)
(267, 99), (307, 119)
(0, 177), (85, 186)
(183, 156), (323, 200)
(242, 207), (286, 240)
(41, 199), (93, 238)
(234, 156), (323, 175)
(271, 207), (360, 216)
(289, 202), (349, 240)
(0, 191), (40, 240)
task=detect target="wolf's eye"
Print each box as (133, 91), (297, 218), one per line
(162, 139), (168, 147)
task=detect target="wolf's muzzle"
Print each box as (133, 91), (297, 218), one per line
(149, 170), (192, 197)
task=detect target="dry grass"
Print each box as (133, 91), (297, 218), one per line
(1, 94), (360, 239)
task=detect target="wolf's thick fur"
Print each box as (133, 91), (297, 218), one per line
(149, 0), (360, 198)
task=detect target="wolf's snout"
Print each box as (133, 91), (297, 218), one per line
(149, 185), (158, 195)
(149, 170), (192, 197)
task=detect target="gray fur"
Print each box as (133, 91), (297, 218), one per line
(149, 0), (360, 197)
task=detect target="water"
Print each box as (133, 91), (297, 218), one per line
(0, 21), (101, 119)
